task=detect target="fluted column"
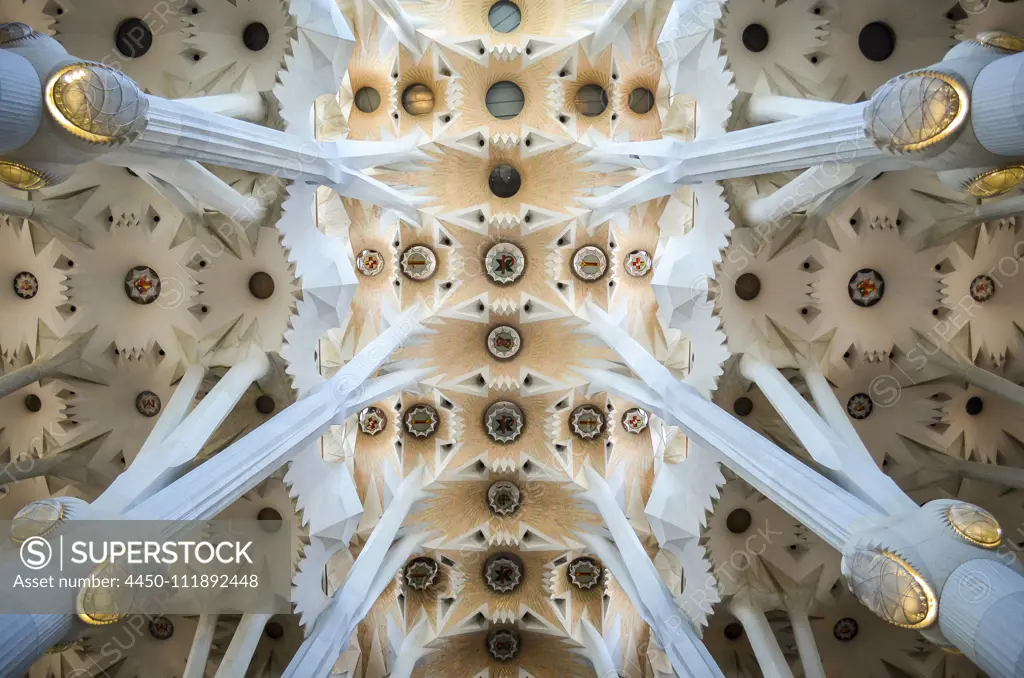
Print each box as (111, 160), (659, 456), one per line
(183, 614), (218, 678)
(971, 52), (1024, 157)
(729, 598), (795, 678)
(0, 49), (43, 154)
(283, 469), (430, 677)
(178, 93), (268, 122)
(214, 613), (273, 678)
(786, 606), (826, 678)
(0, 614), (73, 678)
(95, 354), (267, 513)
(939, 559), (1024, 678)
(746, 95), (846, 124)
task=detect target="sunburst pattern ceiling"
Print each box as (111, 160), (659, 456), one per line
(0, 0), (1023, 676)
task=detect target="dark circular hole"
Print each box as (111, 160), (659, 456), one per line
(354, 87), (381, 114)
(486, 81), (525, 120)
(742, 23), (769, 52)
(255, 395), (276, 415)
(734, 273), (761, 301)
(724, 622), (744, 640)
(257, 506), (283, 532)
(488, 164), (522, 198)
(575, 84), (609, 117)
(24, 394), (42, 413)
(966, 396), (984, 416)
(628, 87), (655, 114)
(733, 397), (753, 417)
(114, 18), (153, 58)
(726, 508), (752, 534)
(242, 22), (270, 51)
(264, 621), (284, 639)
(858, 22), (896, 62)
(488, 0), (521, 33)
(248, 271), (275, 299)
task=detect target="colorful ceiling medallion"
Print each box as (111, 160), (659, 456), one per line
(485, 242), (526, 284)
(945, 503), (1002, 549)
(970, 274), (997, 303)
(135, 390), (162, 417)
(848, 268), (884, 308)
(404, 557), (440, 591)
(833, 617), (858, 641)
(624, 250), (653, 277)
(568, 556), (602, 590)
(149, 616), (174, 640)
(846, 393), (873, 420)
(400, 245), (437, 281)
(486, 325), (522, 360)
(358, 406), (387, 435)
(13, 272), (39, 300)
(572, 246), (608, 281)
(124, 266), (162, 305)
(356, 249), (385, 277)
(485, 401), (525, 443)
(487, 480), (521, 516)
(484, 553), (523, 593)
(621, 408), (650, 434)
(571, 405), (605, 439)
(487, 629), (521, 661)
(403, 404), (439, 438)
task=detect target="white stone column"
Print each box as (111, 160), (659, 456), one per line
(0, 48), (43, 153)
(580, 302), (882, 550)
(0, 614), (73, 678)
(785, 606), (825, 678)
(214, 613), (273, 678)
(746, 95), (846, 124)
(388, 617), (431, 678)
(579, 618), (619, 678)
(939, 559), (1024, 678)
(95, 354), (268, 513)
(365, 0), (425, 60)
(283, 468), (430, 677)
(587, 0), (643, 56)
(582, 467), (725, 678)
(0, 335), (88, 398)
(741, 165), (856, 227)
(923, 194), (1024, 248)
(971, 52), (1024, 158)
(183, 614), (218, 678)
(127, 305), (426, 526)
(178, 93), (267, 122)
(729, 597), (795, 678)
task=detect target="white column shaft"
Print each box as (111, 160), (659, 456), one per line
(786, 607), (826, 678)
(583, 468), (725, 678)
(0, 49), (43, 154)
(730, 600), (795, 678)
(130, 96), (339, 184)
(178, 93), (267, 121)
(136, 364), (207, 460)
(0, 614), (73, 678)
(746, 95), (846, 124)
(939, 559), (1024, 678)
(97, 355), (267, 513)
(580, 618), (619, 678)
(741, 164), (856, 226)
(183, 614), (219, 678)
(0, 194), (36, 219)
(214, 613), (273, 678)
(283, 470), (429, 677)
(0, 355), (69, 399)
